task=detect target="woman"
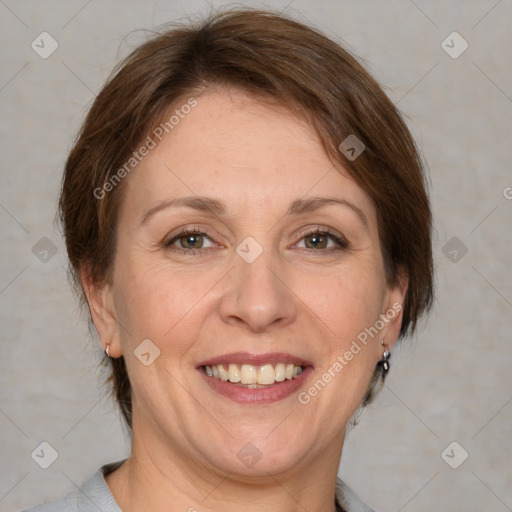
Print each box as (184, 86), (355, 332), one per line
(22, 7), (434, 512)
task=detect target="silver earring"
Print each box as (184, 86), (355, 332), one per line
(378, 340), (390, 374)
(105, 344), (111, 358)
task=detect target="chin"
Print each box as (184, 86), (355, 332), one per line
(197, 430), (311, 478)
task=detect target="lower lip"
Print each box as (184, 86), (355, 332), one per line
(199, 366), (313, 404)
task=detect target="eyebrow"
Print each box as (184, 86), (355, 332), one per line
(140, 195), (369, 229)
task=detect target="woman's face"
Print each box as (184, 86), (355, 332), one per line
(88, 86), (406, 478)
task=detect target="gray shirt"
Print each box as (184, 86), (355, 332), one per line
(20, 460), (376, 512)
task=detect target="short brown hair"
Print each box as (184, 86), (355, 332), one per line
(59, 8), (434, 431)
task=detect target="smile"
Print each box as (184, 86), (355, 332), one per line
(197, 352), (312, 404)
(203, 363), (304, 387)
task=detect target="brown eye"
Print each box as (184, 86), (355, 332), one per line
(164, 229), (215, 251)
(177, 233), (204, 249)
(304, 233), (328, 249)
(297, 230), (349, 251)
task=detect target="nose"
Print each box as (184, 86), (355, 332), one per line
(219, 246), (298, 334)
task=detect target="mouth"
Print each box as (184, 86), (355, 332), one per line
(197, 352), (313, 403)
(203, 362), (304, 387)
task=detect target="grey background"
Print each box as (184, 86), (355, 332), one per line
(1, 0), (511, 511)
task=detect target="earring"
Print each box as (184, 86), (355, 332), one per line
(105, 343), (111, 358)
(378, 340), (390, 374)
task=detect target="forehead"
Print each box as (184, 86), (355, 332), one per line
(122, 87), (376, 224)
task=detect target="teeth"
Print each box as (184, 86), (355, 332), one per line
(228, 363), (241, 383)
(204, 362), (304, 386)
(257, 364), (275, 385)
(274, 363), (286, 382)
(240, 364), (257, 384)
(218, 365), (229, 381)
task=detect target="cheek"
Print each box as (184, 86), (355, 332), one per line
(113, 256), (221, 347)
(300, 263), (386, 345)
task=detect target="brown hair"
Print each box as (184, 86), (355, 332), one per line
(59, 7), (434, 431)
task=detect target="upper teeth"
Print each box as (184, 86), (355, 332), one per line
(204, 363), (303, 385)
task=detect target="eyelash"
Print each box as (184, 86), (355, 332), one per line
(163, 226), (349, 255)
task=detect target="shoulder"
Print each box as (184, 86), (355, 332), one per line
(18, 460), (125, 512)
(21, 462), (373, 512)
(336, 477), (377, 512)
(19, 489), (79, 512)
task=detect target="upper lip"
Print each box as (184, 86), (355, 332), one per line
(196, 352), (313, 368)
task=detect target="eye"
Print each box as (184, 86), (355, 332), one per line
(163, 226), (349, 255)
(294, 229), (349, 251)
(164, 228), (216, 252)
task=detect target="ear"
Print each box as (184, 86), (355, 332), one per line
(381, 264), (409, 351)
(81, 265), (123, 358)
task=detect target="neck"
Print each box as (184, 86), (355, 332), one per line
(105, 423), (345, 512)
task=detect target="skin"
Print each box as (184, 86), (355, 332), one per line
(83, 86), (407, 512)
